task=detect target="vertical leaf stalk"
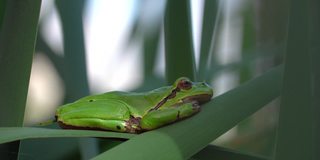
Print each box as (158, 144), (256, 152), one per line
(164, 0), (196, 83)
(0, 0), (42, 127)
(274, 0), (317, 159)
(0, 0), (41, 159)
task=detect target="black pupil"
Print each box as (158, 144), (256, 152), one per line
(180, 80), (191, 89)
(184, 81), (190, 86)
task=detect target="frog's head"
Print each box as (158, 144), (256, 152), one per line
(170, 77), (213, 104)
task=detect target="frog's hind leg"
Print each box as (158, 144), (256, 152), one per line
(57, 99), (141, 133)
(140, 101), (200, 130)
(58, 118), (130, 132)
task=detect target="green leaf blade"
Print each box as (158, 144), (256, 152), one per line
(0, 127), (135, 144)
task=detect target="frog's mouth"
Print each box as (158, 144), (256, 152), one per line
(182, 94), (212, 104)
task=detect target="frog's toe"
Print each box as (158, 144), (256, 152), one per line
(191, 101), (200, 112)
(125, 116), (142, 133)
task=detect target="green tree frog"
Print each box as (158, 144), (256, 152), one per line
(55, 77), (213, 133)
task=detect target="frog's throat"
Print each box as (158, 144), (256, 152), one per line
(148, 87), (180, 112)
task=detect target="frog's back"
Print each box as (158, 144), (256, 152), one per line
(56, 99), (131, 121)
(75, 91), (128, 102)
(74, 91), (154, 117)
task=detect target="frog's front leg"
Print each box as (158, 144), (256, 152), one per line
(140, 102), (200, 130)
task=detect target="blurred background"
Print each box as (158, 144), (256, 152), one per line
(23, 0), (286, 158)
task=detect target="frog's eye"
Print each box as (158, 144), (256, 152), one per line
(178, 79), (192, 90)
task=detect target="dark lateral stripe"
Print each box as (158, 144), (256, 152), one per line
(148, 88), (180, 112)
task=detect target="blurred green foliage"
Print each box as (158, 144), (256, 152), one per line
(0, 0), (319, 159)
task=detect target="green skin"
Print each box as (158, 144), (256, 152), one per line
(55, 77), (213, 133)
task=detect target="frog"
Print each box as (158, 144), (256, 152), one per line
(55, 77), (213, 133)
